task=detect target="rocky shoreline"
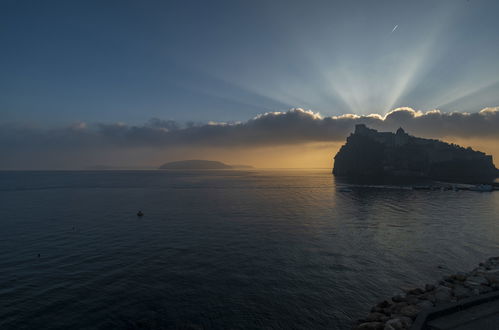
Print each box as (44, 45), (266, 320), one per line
(353, 257), (499, 330)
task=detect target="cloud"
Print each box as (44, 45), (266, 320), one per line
(1, 107), (499, 168)
(2, 107), (499, 151)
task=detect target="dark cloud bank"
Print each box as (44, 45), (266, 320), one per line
(1, 107), (499, 169)
(3, 107), (499, 148)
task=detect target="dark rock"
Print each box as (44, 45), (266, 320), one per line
(439, 280), (454, 288)
(483, 270), (499, 285)
(417, 292), (433, 301)
(472, 267), (486, 275)
(405, 295), (420, 305)
(389, 315), (413, 328)
(432, 286), (452, 303)
(465, 276), (488, 287)
(399, 305), (421, 319)
(425, 284), (436, 292)
(355, 321), (384, 330)
(376, 300), (391, 309)
(452, 272), (468, 282)
(391, 295), (406, 303)
(488, 257), (499, 264)
(383, 318), (403, 330)
(366, 312), (389, 323)
(387, 302), (409, 315)
(416, 300), (434, 310)
(384, 316), (412, 330)
(443, 275), (454, 283)
(452, 285), (471, 299)
(406, 288), (424, 295)
(477, 285), (493, 294)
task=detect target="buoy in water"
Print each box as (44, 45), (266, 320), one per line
(137, 210), (144, 217)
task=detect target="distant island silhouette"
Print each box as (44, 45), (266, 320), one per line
(159, 160), (253, 170)
(333, 124), (498, 182)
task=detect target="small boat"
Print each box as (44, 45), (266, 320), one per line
(137, 210), (144, 217)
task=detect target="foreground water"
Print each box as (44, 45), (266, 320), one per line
(0, 170), (498, 329)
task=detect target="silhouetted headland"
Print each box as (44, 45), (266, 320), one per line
(333, 124), (498, 183)
(159, 160), (253, 170)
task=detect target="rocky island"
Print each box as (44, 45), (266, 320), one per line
(333, 124), (498, 182)
(159, 160), (252, 170)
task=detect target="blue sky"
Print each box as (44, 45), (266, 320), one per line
(1, 0), (499, 126)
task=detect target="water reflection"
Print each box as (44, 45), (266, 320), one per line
(0, 170), (497, 329)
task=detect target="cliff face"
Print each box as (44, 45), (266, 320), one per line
(333, 124), (498, 181)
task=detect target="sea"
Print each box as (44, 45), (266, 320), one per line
(0, 170), (498, 330)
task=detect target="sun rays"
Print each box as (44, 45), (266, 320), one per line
(171, 2), (499, 118)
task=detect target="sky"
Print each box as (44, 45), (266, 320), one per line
(1, 0), (499, 169)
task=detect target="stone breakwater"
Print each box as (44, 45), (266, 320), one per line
(353, 257), (499, 330)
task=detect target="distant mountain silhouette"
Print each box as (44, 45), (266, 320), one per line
(230, 165), (254, 169)
(333, 124), (498, 182)
(159, 160), (252, 170)
(86, 165), (155, 170)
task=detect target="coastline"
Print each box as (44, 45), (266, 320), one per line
(353, 257), (499, 329)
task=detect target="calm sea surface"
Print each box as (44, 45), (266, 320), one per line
(1, 170), (498, 329)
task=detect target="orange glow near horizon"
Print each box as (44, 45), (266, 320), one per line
(224, 138), (496, 169)
(153, 142), (343, 169)
(72, 136), (498, 171)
